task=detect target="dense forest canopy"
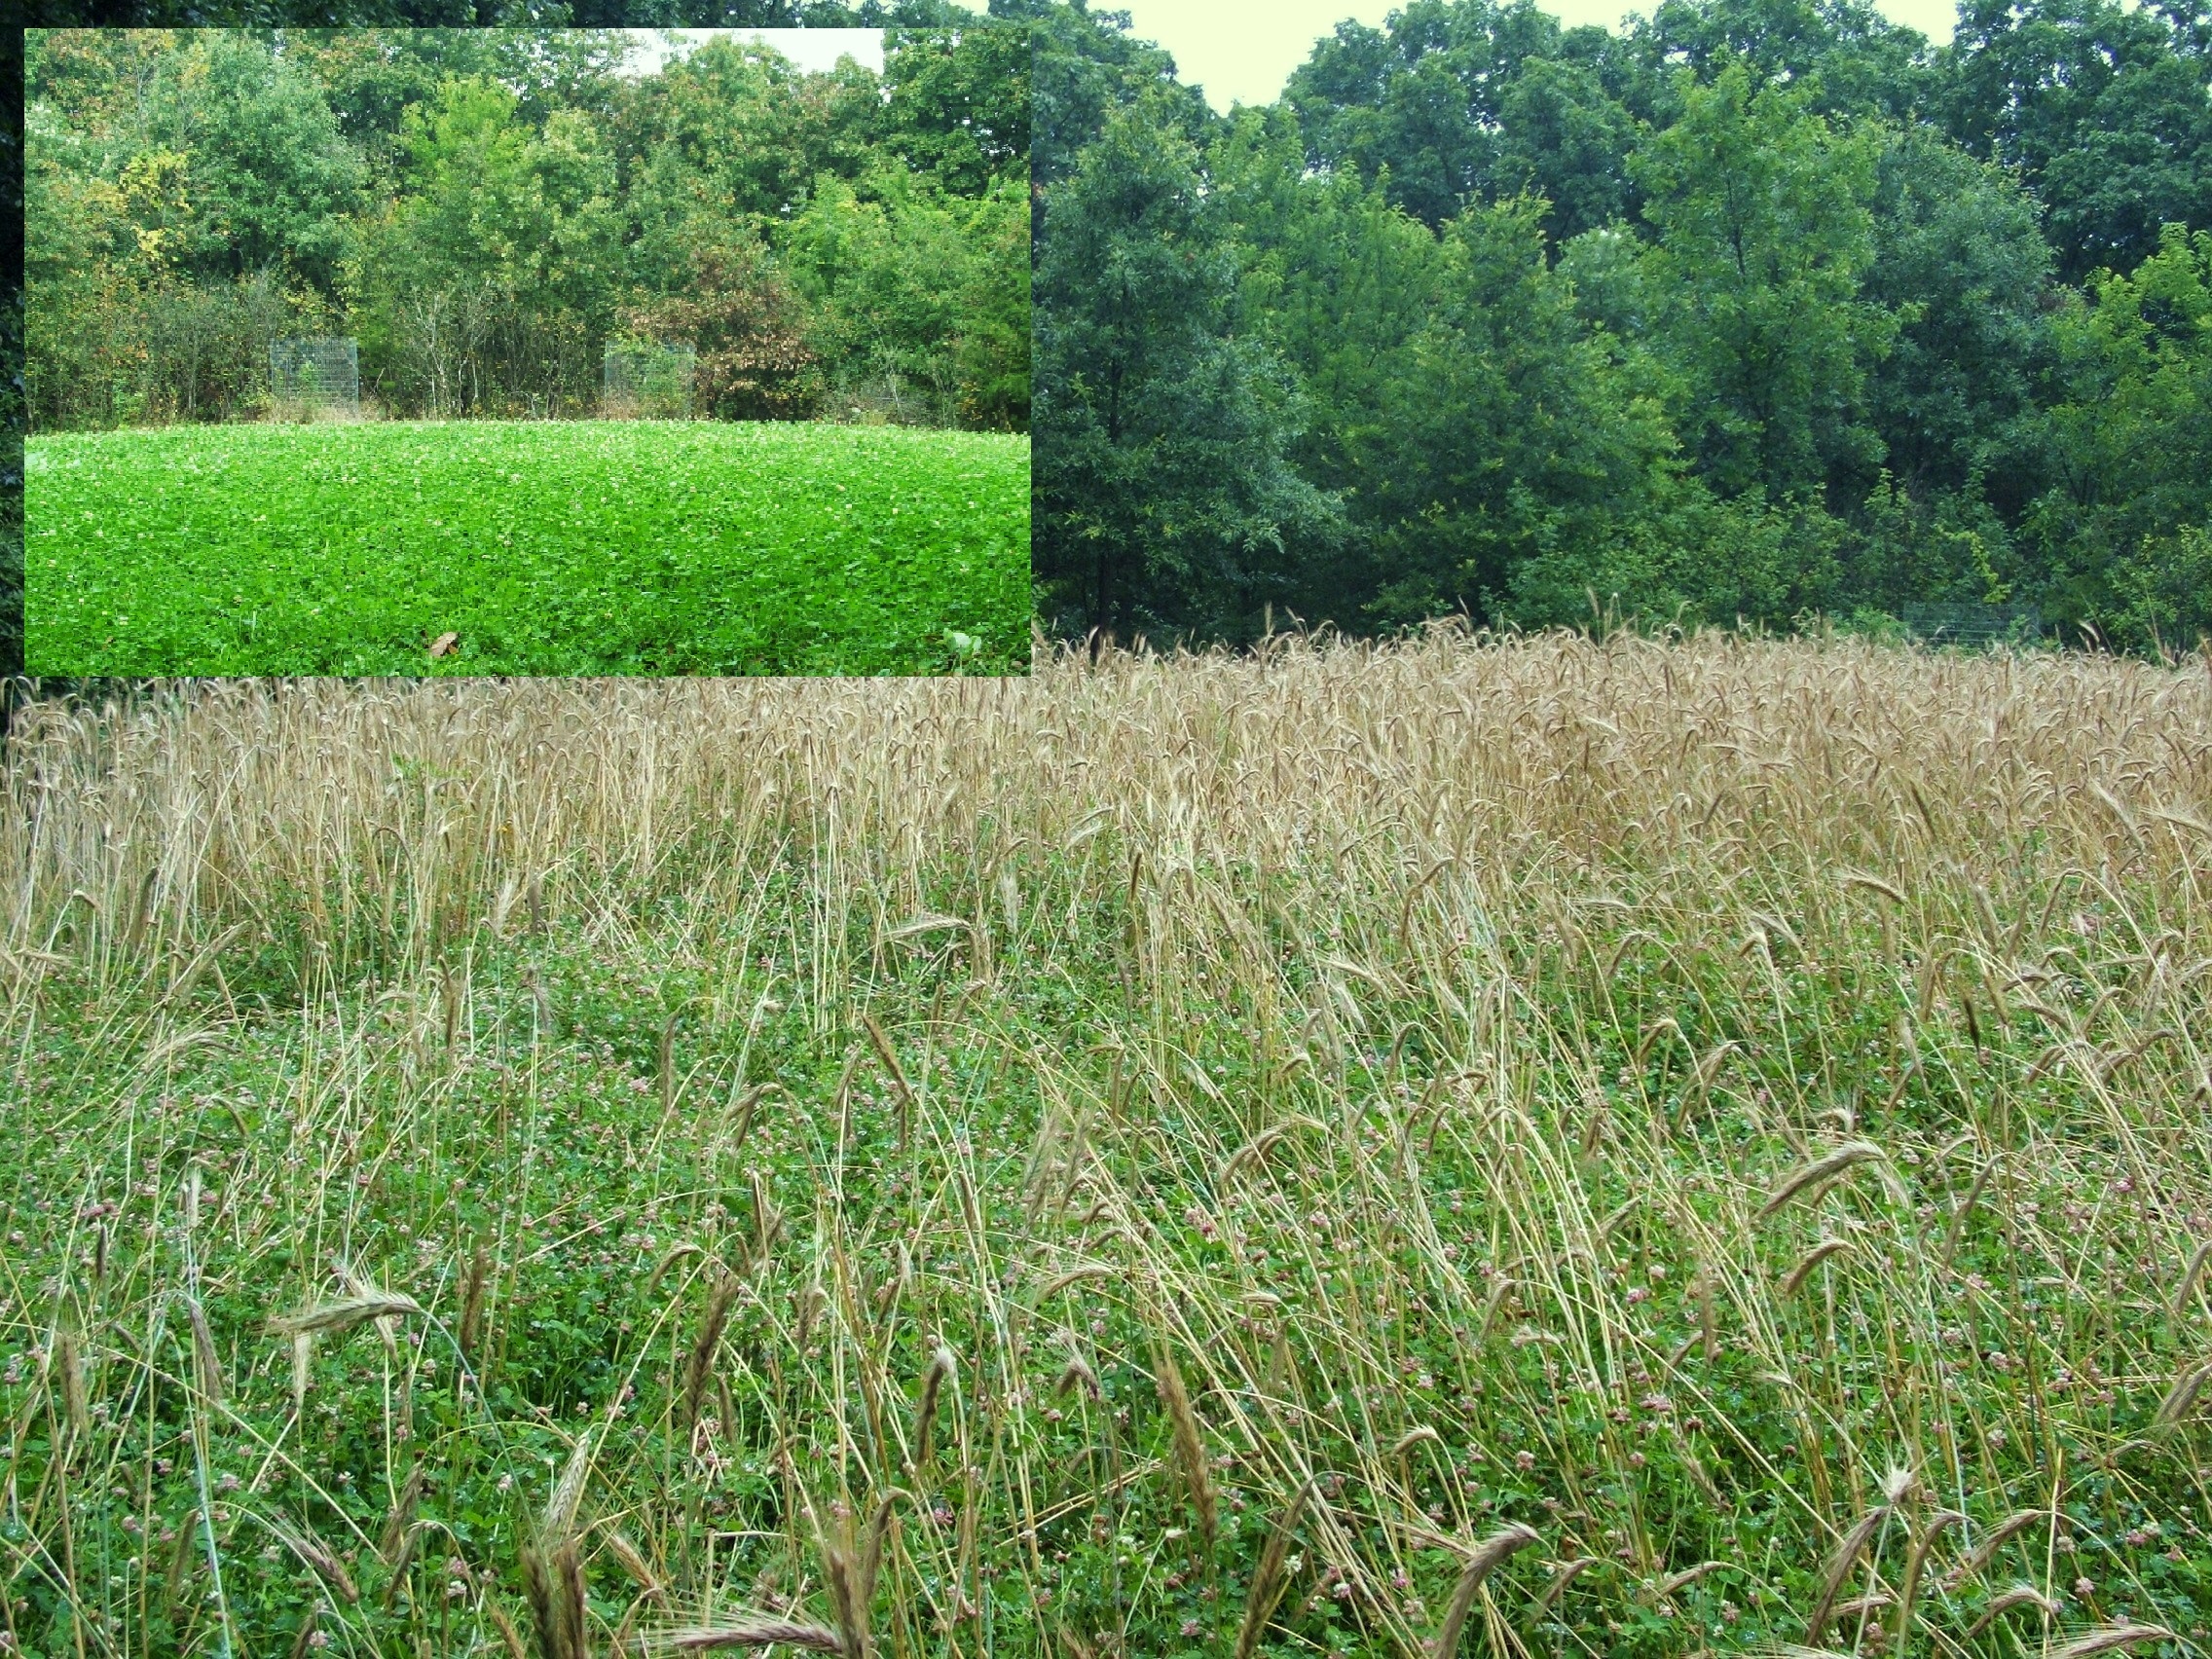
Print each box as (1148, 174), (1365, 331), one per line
(1025, 0), (2212, 653)
(24, 1), (990, 21)
(24, 21), (1031, 430)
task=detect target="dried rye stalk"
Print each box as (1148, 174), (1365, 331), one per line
(1532, 1557), (1596, 1618)
(661, 1616), (844, 1652)
(1955, 1509), (2046, 1582)
(1894, 1508), (1964, 1653)
(2176, 1237), (2212, 1316)
(56, 1326), (88, 1435)
(814, 1493), (894, 1659)
(1234, 1482), (1309, 1659)
(2151, 1360), (2209, 1433)
(522, 1432), (597, 1659)
(911, 1343), (956, 1470)
(1804, 1501), (1891, 1641)
(1759, 1142), (1887, 1220)
(1965, 1583), (2061, 1640)
(1152, 1340), (1217, 1553)
(1779, 1238), (1854, 1299)
(188, 1297), (224, 1406)
(682, 1267), (742, 1430)
(267, 1289), (424, 1339)
(379, 1465), (424, 1565)
(2052, 1626), (2178, 1659)
(460, 1238), (492, 1358)
(1433, 1523), (1541, 1659)
(521, 1538), (590, 1659)
(862, 1012), (917, 1149)
(608, 1530), (668, 1609)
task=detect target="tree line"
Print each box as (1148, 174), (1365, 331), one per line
(1024, 0), (2212, 653)
(25, 20), (1029, 430)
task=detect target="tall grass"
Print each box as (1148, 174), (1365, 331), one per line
(1, 627), (2208, 1657)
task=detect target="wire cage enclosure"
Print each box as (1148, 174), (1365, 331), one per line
(603, 342), (697, 419)
(271, 338), (360, 419)
(1901, 602), (2043, 647)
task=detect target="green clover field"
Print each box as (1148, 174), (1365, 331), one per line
(26, 420), (1030, 676)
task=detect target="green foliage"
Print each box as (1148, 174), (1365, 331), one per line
(1943, 0), (2212, 283)
(1027, 0), (2209, 652)
(1493, 55), (1638, 244)
(601, 336), (696, 418)
(345, 74), (622, 418)
(1629, 62), (1892, 500)
(22, 0), (974, 21)
(25, 422), (1031, 675)
(25, 25), (1029, 436)
(1504, 484), (1847, 629)
(2111, 526), (2212, 653)
(1033, 104), (1339, 640)
(779, 161), (1034, 427)
(1029, 0), (1208, 188)
(286, 28), (584, 172)
(1287, 194), (1684, 629)
(1218, 106), (1457, 498)
(1619, 0), (1935, 124)
(146, 29), (367, 285)
(1846, 471), (2023, 616)
(1862, 126), (2052, 499)
(1283, 0), (1585, 230)
(880, 21), (1032, 194)
(618, 34), (853, 225)
(949, 176), (1034, 430)
(2021, 223), (2212, 644)
(785, 166), (979, 424)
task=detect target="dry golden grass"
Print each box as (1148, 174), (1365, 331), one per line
(2, 627), (2209, 1657)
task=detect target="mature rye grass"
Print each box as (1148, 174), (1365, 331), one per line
(1, 628), (2209, 1657)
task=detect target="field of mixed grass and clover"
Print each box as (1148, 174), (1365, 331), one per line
(24, 420), (1030, 677)
(1, 633), (2208, 1659)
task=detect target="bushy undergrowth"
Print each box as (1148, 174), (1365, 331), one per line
(1, 633), (2208, 1658)
(23, 420), (1030, 676)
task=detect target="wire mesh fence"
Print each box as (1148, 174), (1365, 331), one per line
(270, 338), (360, 419)
(603, 342), (697, 420)
(1902, 602), (2043, 647)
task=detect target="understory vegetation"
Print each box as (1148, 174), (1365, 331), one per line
(24, 421), (1030, 677)
(2, 634), (2209, 1657)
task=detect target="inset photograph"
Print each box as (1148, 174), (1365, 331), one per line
(25, 23), (1031, 676)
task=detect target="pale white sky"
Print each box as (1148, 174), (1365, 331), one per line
(1111, 0), (1959, 112)
(626, 3), (1956, 114)
(616, 8), (996, 79)
(617, 28), (888, 79)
